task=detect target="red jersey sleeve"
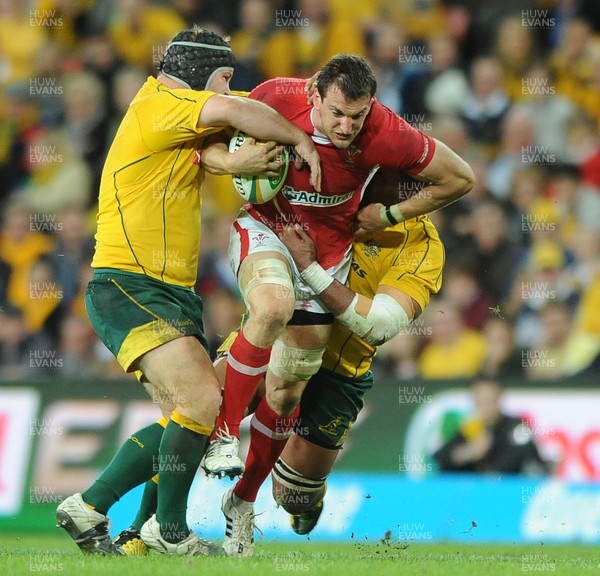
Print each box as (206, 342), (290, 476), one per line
(364, 101), (436, 176)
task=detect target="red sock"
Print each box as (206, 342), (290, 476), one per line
(214, 329), (271, 439)
(234, 397), (300, 503)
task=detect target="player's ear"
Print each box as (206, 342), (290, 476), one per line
(313, 88), (323, 109)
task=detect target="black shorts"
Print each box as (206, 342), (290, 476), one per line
(295, 368), (374, 449)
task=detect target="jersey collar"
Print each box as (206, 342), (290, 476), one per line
(310, 108), (333, 146)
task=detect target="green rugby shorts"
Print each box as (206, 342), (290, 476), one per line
(85, 269), (208, 372)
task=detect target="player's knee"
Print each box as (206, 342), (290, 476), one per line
(172, 385), (221, 424)
(271, 458), (326, 514)
(251, 297), (295, 335)
(201, 384), (223, 420)
(167, 369), (222, 423)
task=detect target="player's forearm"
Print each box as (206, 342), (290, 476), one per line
(385, 169), (473, 222)
(200, 141), (233, 175)
(301, 264), (356, 315)
(382, 163), (473, 225)
(403, 182), (468, 219)
(301, 262), (409, 345)
(281, 225), (409, 343)
(200, 94), (320, 190)
(358, 141), (474, 232)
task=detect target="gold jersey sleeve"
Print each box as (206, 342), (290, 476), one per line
(321, 215), (444, 379)
(92, 76), (225, 288)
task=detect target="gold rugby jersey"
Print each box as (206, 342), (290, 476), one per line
(92, 76), (225, 287)
(322, 215), (444, 378)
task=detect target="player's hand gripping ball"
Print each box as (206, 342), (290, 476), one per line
(229, 130), (289, 203)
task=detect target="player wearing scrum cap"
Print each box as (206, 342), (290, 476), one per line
(55, 26), (320, 557)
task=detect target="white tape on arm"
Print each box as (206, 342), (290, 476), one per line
(300, 261), (334, 294)
(380, 204), (406, 226)
(337, 293), (410, 345)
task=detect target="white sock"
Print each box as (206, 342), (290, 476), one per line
(232, 492), (254, 513)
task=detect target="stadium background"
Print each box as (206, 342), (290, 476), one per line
(1, 0), (600, 546)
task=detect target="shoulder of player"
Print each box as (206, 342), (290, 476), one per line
(249, 77), (309, 110)
(362, 99), (414, 139)
(135, 76), (211, 107)
(354, 103), (404, 160)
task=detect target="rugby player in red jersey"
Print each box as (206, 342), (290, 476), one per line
(199, 54), (474, 556)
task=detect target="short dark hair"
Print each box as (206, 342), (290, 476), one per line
(316, 54), (377, 101)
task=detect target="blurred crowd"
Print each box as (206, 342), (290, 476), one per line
(0, 0), (599, 382)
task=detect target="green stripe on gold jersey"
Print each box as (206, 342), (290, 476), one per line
(92, 76), (224, 288)
(322, 216), (444, 379)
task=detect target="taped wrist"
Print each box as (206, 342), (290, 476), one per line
(380, 204), (406, 226)
(300, 261), (334, 294)
(336, 293), (410, 345)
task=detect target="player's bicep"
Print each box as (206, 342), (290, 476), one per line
(413, 138), (474, 192)
(197, 94), (245, 128)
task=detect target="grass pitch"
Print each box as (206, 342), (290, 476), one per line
(1, 533), (599, 576)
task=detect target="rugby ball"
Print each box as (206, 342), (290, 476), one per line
(228, 130), (289, 203)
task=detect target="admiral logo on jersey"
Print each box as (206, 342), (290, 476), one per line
(282, 186), (354, 207)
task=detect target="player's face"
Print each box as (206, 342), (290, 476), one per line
(207, 70), (233, 95)
(313, 86), (372, 149)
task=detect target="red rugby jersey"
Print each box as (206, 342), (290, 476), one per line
(248, 78), (435, 268)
